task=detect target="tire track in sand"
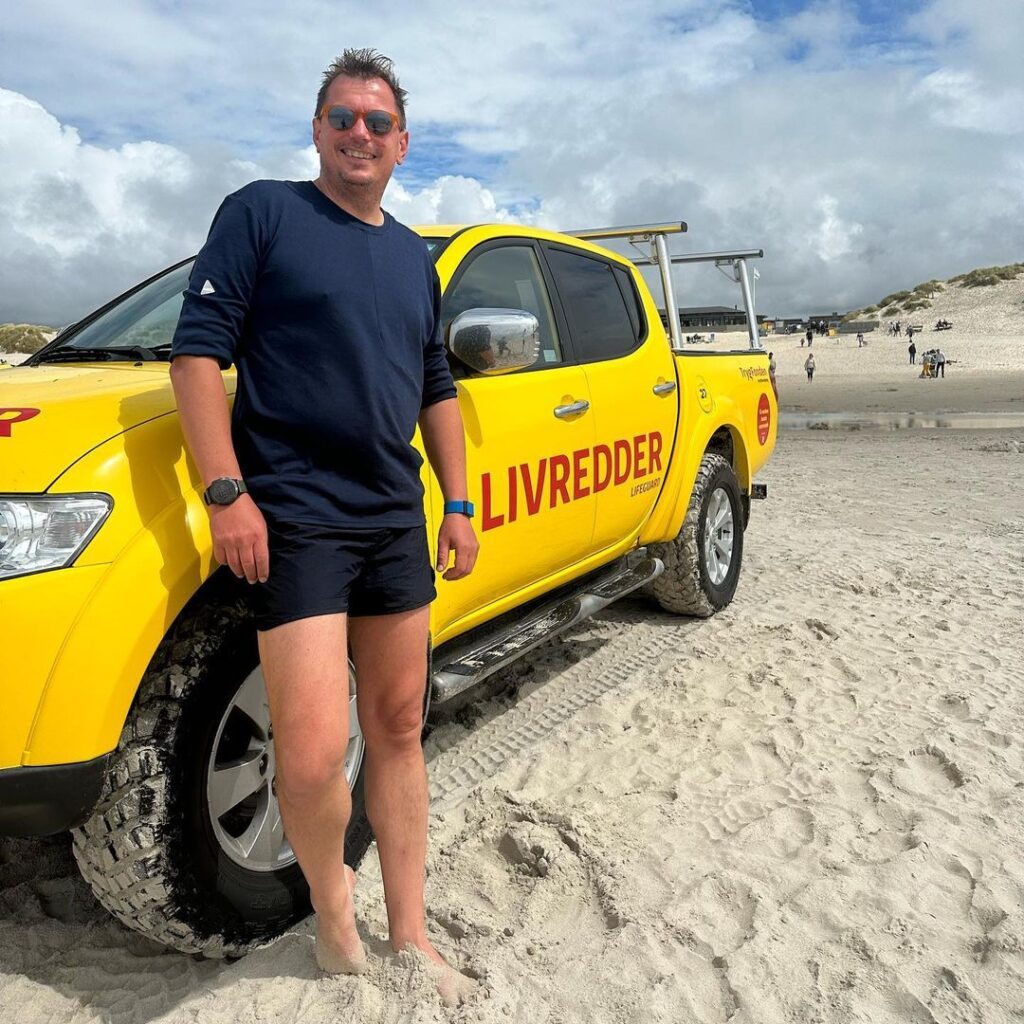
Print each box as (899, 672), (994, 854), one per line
(426, 604), (691, 813)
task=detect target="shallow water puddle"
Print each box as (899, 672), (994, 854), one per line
(780, 412), (1024, 431)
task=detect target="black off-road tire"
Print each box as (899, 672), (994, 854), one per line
(649, 452), (744, 617)
(71, 584), (372, 957)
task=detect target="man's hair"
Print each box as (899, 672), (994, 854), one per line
(315, 49), (408, 129)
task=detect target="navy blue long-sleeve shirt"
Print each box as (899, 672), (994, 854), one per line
(171, 180), (457, 527)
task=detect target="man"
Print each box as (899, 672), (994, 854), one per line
(169, 49), (478, 1002)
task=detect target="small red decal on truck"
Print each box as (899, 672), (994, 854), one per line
(757, 394), (771, 445)
(0, 408), (40, 437)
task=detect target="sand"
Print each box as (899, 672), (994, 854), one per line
(2, 283), (1024, 1022)
(768, 328), (1024, 416)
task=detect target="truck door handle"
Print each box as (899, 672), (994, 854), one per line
(553, 400), (590, 418)
(652, 381), (677, 395)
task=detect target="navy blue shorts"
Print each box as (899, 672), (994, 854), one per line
(250, 521), (436, 631)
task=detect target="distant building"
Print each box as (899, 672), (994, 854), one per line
(807, 311), (842, 329)
(659, 306), (767, 330)
(768, 316), (806, 334)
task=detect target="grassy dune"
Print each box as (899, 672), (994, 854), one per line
(0, 323), (57, 354)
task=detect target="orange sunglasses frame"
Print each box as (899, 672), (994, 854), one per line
(318, 104), (401, 135)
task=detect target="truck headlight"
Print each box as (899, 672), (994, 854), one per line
(0, 495), (112, 580)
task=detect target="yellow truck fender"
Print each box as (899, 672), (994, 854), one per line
(24, 419), (218, 766)
(25, 492), (217, 765)
(641, 383), (773, 545)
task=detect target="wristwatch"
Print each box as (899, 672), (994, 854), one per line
(202, 477), (248, 506)
(443, 499), (475, 518)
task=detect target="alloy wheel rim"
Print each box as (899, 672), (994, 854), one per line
(206, 662), (364, 872)
(702, 487), (735, 586)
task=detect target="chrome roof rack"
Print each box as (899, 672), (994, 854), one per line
(565, 222), (688, 241)
(563, 222), (764, 351)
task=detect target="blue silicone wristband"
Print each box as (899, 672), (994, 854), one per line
(443, 500), (475, 517)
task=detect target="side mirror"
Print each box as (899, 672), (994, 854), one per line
(448, 308), (541, 376)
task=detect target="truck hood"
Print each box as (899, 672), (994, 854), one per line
(0, 364), (189, 492)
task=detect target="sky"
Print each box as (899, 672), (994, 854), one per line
(1, 0), (1023, 325)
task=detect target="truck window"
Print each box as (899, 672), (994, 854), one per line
(442, 245), (562, 369)
(50, 263), (192, 356)
(544, 247), (639, 362)
(612, 265), (645, 341)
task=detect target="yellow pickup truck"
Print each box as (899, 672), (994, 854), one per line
(0, 221), (775, 955)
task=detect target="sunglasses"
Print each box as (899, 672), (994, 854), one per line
(319, 104), (400, 136)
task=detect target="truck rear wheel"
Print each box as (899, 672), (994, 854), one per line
(649, 452), (744, 617)
(71, 590), (371, 957)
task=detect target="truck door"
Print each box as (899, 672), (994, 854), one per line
(542, 244), (677, 554)
(432, 240), (596, 628)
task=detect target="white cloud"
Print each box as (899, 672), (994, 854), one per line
(0, 88), (267, 323)
(815, 195), (863, 262)
(1, 1), (1023, 324)
(915, 69), (1024, 134)
(385, 176), (520, 226)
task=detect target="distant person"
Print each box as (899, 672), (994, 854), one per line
(906, 325), (915, 345)
(895, 320), (902, 337)
(804, 352), (815, 381)
(935, 349), (946, 377)
(908, 340), (917, 364)
(857, 331), (864, 347)
(768, 351), (777, 375)
(805, 327), (813, 348)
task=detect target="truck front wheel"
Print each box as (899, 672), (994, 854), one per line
(649, 452), (744, 617)
(71, 592), (372, 956)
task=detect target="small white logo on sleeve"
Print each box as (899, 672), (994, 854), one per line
(200, 280), (216, 296)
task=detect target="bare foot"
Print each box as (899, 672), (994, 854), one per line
(396, 938), (477, 1007)
(429, 961), (477, 1008)
(315, 866), (368, 975)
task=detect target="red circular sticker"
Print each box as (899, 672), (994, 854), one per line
(757, 393), (771, 445)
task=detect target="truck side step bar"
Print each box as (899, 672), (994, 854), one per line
(431, 552), (664, 704)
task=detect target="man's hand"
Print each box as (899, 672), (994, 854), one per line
(435, 513), (479, 581)
(210, 495), (269, 584)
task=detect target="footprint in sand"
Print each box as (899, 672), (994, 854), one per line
(892, 746), (966, 797)
(805, 618), (840, 641)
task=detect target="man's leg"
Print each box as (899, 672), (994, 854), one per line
(350, 606), (475, 1005)
(258, 614), (366, 972)
(347, 607), (438, 958)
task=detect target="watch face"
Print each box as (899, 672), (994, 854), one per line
(209, 478), (240, 504)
